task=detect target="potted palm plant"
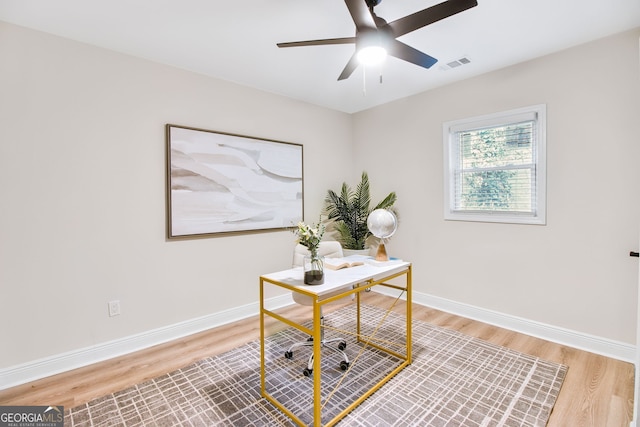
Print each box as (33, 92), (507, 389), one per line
(323, 171), (397, 252)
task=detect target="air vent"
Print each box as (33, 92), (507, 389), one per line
(440, 57), (471, 70)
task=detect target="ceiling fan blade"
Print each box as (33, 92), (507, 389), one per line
(338, 53), (360, 80)
(277, 37), (356, 48)
(388, 0), (478, 38)
(344, 0), (377, 31)
(388, 40), (438, 69)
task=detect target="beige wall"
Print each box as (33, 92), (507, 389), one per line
(353, 28), (640, 344)
(0, 21), (353, 368)
(1, 19), (638, 373)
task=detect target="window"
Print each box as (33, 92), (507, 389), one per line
(443, 105), (546, 224)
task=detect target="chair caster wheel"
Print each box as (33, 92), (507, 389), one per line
(338, 341), (347, 351)
(284, 351), (293, 359)
(303, 368), (313, 377)
(340, 361), (349, 371)
(306, 337), (314, 342)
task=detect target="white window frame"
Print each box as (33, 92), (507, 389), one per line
(443, 104), (547, 225)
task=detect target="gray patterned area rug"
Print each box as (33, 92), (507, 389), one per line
(65, 304), (567, 426)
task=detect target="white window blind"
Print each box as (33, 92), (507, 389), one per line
(443, 105), (546, 224)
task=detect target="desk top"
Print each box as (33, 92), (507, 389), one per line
(261, 256), (410, 297)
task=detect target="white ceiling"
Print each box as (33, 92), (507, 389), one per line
(1, 0), (639, 113)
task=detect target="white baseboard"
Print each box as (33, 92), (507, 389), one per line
(377, 288), (635, 363)
(0, 294), (293, 391)
(1, 289), (634, 391)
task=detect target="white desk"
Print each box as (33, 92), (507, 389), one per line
(259, 258), (412, 427)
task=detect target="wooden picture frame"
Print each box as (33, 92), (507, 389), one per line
(166, 124), (303, 239)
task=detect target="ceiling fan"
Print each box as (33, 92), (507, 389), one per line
(277, 0), (478, 81)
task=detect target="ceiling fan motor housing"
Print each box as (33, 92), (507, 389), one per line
(357, 27), (388, 50)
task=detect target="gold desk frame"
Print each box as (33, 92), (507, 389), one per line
(259, 264), (412, 427)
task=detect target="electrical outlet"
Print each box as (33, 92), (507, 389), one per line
(108, 300), (121, 317)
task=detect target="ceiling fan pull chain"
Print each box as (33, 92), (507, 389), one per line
(362, 66), (367, 96)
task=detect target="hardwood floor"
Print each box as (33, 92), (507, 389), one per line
(0, 293), (634, 426)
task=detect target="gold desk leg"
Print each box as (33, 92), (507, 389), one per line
(259, 277), (266, 397)
(356, 289), (361, 344)
(407, 266), (412, 363)
(313, 297), (322, 426)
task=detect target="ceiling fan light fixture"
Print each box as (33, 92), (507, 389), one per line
(356, 29), (387, 66)
(357, 45), (387, 65)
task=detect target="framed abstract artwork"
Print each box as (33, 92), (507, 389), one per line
(165, 124), (303, 239)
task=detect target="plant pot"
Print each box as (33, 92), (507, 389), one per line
(343, 248), (372, 257)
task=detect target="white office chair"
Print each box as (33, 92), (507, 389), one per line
(284, 241), (350, 376)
